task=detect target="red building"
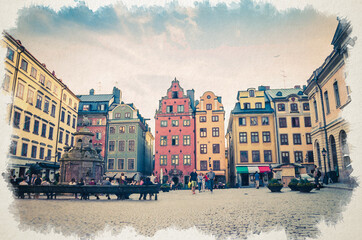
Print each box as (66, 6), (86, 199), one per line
(154, 78), (195, 185)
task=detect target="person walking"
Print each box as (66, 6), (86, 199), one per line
(190, 169), (198, 194)
(254, 172), (260, 189)
(313, 165), (321, 190)
(207, 169), (215, 193)
(197, 173), (203, 193)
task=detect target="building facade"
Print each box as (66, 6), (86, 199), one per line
(3, 32), (79, 180)
(304, 19), (353, 183)
(106, 103), (153, 178)
(195, 91), (226, 183)
(154, 78), (195, 185)
(227, 87), (276, 187)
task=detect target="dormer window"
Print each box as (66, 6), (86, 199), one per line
(244, 103), (250, 109)
(255, 102), (262, 109)
(249, 90), (255, 97)
(276, 91), (282, 96)
(172, 91), (178, 99)
(125, 112), (131, 118)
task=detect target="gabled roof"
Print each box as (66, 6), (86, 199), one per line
(77, 94), (114, 102)
(266, 88), (307, 100)
(331, 18), (350, 47)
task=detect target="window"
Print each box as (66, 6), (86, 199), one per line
(240, 151), (248, 162)
(279, 118), (287, 128)
(303, 103), (310, 111)
(212, 127), (219, 137)
(128, 140), (135, 152)
(35, 94), (43, 109)
(239, 117), (246, 126)
(2, 74), (10, 91)
(199, 116), (206, 122)
(98, 104), (105, 111)
(10, 141), (17, 155)
(16, 82), (24, 99)
(262, 131), (270, 143)
(119, 140), (125, 152)
(108, 159), (114, 170)
(183, 119), (190, 126)
(129, 126), (135, 133)
(63, 94), (67, 102)
(293, 134), (302, 145)
(21, 143), (28, 157)
(96, 119), (102, 125)
(183, 135), (191, 146)
(166, 106), (173, 113)
(324, 91), (330, 114)
(280, 134), (288, 145)
(13, 111), (21, 128)
(118, 159), (125, 169)
(32, 68), (38, 79)
(281, 152), (290, 164)
(200, 161), (208, 171)
(6, 47), (14, 61)
(262, 117), (269, 125)
(160, 155), (167, 166)
(200, 144), (207, 154)
(304, 117), (311, 127)
(67, 114), (71, 126)
(65, 134), (69, 146)
(39, 147), (44, 160)
(244, 103), (250, 109)
(110, 127), (115, 134)
(47, 149), (51, 160)
(172, 91), (178, 98)
(200, 128), (207, 137)
(306, 133), (312, 144)
(44, 99), (49, 113)
(172, 135), (179, 146)
(177, 105), (184, 113)
(23, 116), (31, 132)
(213, 160), (220, 170)
(128, 159), (135, 170)
(96, 132), (102, 140)
(171, 120), (179, 127)
(160, 120), (167, 127)
(33, 120), (39, 135)
(249, 90), (255, 97)
(278, 103), (285, 111)
(20, 59), (28, 72)
(72, 118), (76, 128)
(40, 75), (47, 86)
(53, 85), (58, 95)
(119, 126), (125, 133)
(255, 102), (262, 109)
(61, 111), (65, 122)
(26, 89), (34, 105)
(313, 100), (318, 122)
(307, 151), (314, 163)
(239, 132), (247, 143)
(206, 104), (212, 110)
(333, 81), (341, 107)
(291, 117), (300, 127)
(171, 155), (179, 165)
(295, 151), (303, 163)
(109, 141), (115, 151)
(83, 105), (90, 111)
(115, 113), (121, 119)
(251, 132), (259, 143)
(213, 144), (220, 153)
(46, 80), (52, 89)
(212, 116), (219, 122)
(160, 136), (167, 146)
(290, 103), (298, 112)
(31, 146), (37, 158)
(183, 155), (191, 165)
(48, 127), (53, 140)
(58, 131), (63, 143)
(51, 104), (56, 117)
(71, 136), (74, 147)
(252, 151), (260, 162)
(264, 150), (272, 162)
(250, 117), (258, 126)
(41, 123), (47, 137)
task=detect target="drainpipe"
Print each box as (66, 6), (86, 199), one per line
(54, 86), (65, 163)
(8, 44), (25, 125)
(272, 101), (281, 164)
(104, 109), (110, 175)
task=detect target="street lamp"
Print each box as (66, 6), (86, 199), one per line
(208, 157), (211, 170)
(322, 148), (328, 185)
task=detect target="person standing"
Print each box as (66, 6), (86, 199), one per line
(207, 169), (215, 193)
(190, 169), (198, 194)
(254, 172), (260, 189)
(313, 165), (321, 190)
(34, 174), (42, 199)
(197, 173), (203, 193)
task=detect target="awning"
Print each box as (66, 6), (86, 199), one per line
(248, 166), (260, 173)
(258, 166), (271, 173)
(236, 166), (248, 173)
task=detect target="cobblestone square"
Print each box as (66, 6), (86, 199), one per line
(11, 187), (352, 239)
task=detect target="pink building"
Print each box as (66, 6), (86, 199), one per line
(154, 78), (195, 185)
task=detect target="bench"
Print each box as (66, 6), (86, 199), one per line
(14, 185), (160, 200)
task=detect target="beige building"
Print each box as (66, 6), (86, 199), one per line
(2, 32), (79, 180)
(195, 91), (226, 182)
(304, 19), (353, 183)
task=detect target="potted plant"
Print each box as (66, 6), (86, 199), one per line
(160, 184), (170, 192)
(298, 178), (315, 193)
(288, 178), (299, 191)
(267, 179), (283, 192)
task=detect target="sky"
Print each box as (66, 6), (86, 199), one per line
(4, 0), (338, 135)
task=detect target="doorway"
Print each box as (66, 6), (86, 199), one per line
(172, 176), (179, 185)
(241, 174), (249, 186)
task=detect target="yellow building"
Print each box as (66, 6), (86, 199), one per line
(304, 19), (354, 183)
(226, 87), (277, 187)
(2, 32), (79, 180)
(195, 91), (226, 183)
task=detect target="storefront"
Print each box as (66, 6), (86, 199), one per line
(236, 165), (272, 187)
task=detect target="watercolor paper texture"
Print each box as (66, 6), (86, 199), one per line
(0, 0), (361, 239)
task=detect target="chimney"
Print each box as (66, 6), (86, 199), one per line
(258, 85), (270, 91)
(42, 63), (46, 68)
(90, 89), (95, 95)
(52, 71), (56, 76)
(113, 87), (121, 104)
(217, 96), (222, 103)
(294, 85), (301, 89)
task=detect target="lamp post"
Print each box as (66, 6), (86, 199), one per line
(208, 157), (211, 170)
(322, 148), (328, 185)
